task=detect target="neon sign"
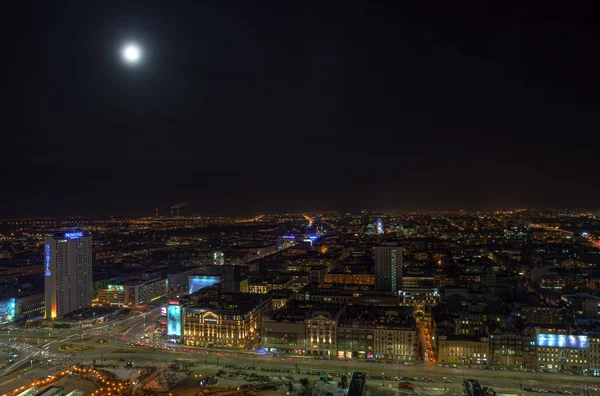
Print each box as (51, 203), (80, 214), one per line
(45, 244), (51, 276)
(65, 231), (83, 239)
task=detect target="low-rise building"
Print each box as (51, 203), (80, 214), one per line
(262, 301), (344, 356)
(535, 332), (589, 373)
(324, 272), (374, 286)
(489, 326), (536, 369)
(337, 306), (416, 361)
(96, 285), (125, 307)
(183, 293), (270, 349)
(437, 335), (490, 365)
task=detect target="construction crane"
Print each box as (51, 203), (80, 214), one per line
(170, 202), (188, 217)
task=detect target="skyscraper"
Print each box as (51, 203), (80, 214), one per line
(374, 244), (403, 292)
(221, 265), (249, 293)
(44, 231), (93, 319)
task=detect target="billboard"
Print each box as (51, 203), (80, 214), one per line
(536, 334), (588, 349)
(0, 298), (16, 324)
(189, 275), (220, 294)
(167, 303), (181, 337)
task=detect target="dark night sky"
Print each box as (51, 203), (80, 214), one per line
(3, 1), (600, 217)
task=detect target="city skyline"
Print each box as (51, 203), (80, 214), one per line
(3, 2), (600, 394)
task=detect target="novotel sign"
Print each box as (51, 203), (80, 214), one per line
(45, 244), (51, 276)
(64, 231), (83, 239)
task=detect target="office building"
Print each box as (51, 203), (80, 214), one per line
(44, 231), (93, 319)
(222, 265), (249, 293)
(124, 278), (168, 307)
(374, 244), (403, 293)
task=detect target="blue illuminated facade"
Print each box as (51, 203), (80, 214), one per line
(536, 334), (588, 349)
(167, 304), (182, 337)
(189, 275), (220, 294)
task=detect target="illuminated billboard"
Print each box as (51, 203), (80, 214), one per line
(536, 334), (588, 349)
(0, 298), (16, 324)
(189, 275), (219, 294)
(107, 285), (124, 292)
(167, 303), (181, 337)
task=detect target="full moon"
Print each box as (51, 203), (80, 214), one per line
(122, 43), (142, 64)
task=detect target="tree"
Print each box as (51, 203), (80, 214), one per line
(299, 378), (309, 388)
(339, 374), (348, 389)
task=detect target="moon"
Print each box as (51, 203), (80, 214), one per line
(121, 43), (142, 64)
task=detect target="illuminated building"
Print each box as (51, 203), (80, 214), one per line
(0, 293), (45, 325)
(374, 244), (403, 292)
(324, 272), (374, 286)
(249, 279), (292, 294)
(489, 326), (536, 369)
(536, 333), (589, 372)
(96, 285), (125, 307)
(183, 293), (270, 348)
(249, 282), (269, 294)
(521, 306), (564, 325)
(15, 292), (45, 321)
(338, 306), (416, 361)
(44, 231), (93, 319)
(589, 335), (600, 377)
(167, 267), (202, 292)
(188, 275), (220, 294)
(401, 272), (435, 289)
(124, 278), (167, 307)
(262, 302), (343, 356)
(437, 335), (490, 365)
(398, 288), (439, 325)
